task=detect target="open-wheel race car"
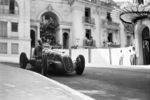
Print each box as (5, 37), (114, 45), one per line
(19, 47), (85, 76)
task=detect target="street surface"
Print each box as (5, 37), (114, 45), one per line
(2, 62), (150, 100)
(49, 67), (150, 100)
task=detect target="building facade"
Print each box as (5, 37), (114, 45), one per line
(0, 0), (30, 62)
(114, 0), (150, 65)
(0, 0), (121, 63)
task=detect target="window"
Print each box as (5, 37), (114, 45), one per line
(137, 0), (144, 4)
(0, 0), (9, 5)
(85, 7), (91, 18)
(0, 21), (7, 37)
(108, 33), (113, 42)
(84, 7), (91, 23)
(0, 0), (18, 15)
(126, 35), (131, 46)
(11, 22), (18, 32)
(107, 12), (112, 22)
(9, 0), (15, 14)
(0, 43), (7, 54)
(11, 43), (18, 54)
(85, 29), (91, 39)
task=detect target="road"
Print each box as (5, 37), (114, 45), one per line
(2, 62), (150, 100)
(48, 67), (150, 100)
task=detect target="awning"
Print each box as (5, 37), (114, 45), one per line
(111, 3), (150, 24)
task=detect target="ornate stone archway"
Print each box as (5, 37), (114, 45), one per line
(135, 20), (150, 64)
(37, 4), (62, 22)
(40, 10), (60, 47)
(34, 5), (63, 47)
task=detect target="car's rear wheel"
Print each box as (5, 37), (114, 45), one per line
(41, 55), (48, 76)
(75, 55), (85, 75)
(19, 52), (28, 69)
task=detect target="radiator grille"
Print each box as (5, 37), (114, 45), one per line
(62, 56), (73, 72)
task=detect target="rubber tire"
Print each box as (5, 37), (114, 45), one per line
(41, 55), (48, 76)
(75, 55), (85, 75)
(19, 52), (28, 69)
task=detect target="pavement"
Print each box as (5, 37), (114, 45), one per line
(1, 62), (150, 100)
(0, 63), (94, 100)
(86, 63), (150, 70)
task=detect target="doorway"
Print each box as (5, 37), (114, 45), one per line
(40, 11), (59, 46)
(63, 33), (69, 49)
(142, 27), (150, 65)
(30, 30), (35, 48)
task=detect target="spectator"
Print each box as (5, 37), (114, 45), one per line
(119, 50), (124, 65)
(130, 47), (136, 65)
(34, 40), (43, 59)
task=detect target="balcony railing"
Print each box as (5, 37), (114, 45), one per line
(83, 39), (96, 48)
(107, 21), (119, 26)
(83, 0), (97, 3)
(0, 6), (19, 15)
(83, 17), (95, 25)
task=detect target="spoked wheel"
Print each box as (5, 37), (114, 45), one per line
(41, 55), (48, 76)
(75, 55), (85, 75)
(19, 52), (28, 69)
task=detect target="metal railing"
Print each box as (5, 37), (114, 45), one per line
(0, 7), (19, 15)
(83, 17), (95, 25)
(83, 0), (97, 3)
(107, 21), (119, 26)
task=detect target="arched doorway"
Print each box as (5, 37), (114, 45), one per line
(63, 33), (69, 49)
(142, 27), (150, 65)
(30, 30), (35, 48)
(40, 11), (59, 46)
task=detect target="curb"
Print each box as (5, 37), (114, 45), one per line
(85, 63), (150, 74)
(0, 63), (95, 100)
(86, 63), (150, 69)
(25, 69), (95, 100)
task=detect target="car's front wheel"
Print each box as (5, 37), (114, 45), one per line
(75, 55), (85, 75)
(19, 52), (28, 69)
(41, 55), (48, 76)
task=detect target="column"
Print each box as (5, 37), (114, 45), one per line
(72, 5), (84, 46)
(7, 21), (11, 38)
(37, 23), (40, 40)
(69, 28), (72, 49)
(59, 27), (63, 46)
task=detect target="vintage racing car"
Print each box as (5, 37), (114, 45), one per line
(19, 47), (85, 76)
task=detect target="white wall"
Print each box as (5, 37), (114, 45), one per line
(55, 47), (133, 66)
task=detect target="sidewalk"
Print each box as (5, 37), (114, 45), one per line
(0, 64), (94, 100)
(86, 63), (150, 70)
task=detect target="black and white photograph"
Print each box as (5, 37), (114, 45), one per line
(0, 0), (150, 100)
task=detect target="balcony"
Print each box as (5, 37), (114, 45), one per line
(82, 17), (95, 26)
(83, 38), (96, 48)
(102, 20), (119, 29)
(107, 21), (119, 26)
(83, 0), (97, 3)
(0, 5), (19, 16)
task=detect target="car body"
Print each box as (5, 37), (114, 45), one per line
(19, 47), (85, 76)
